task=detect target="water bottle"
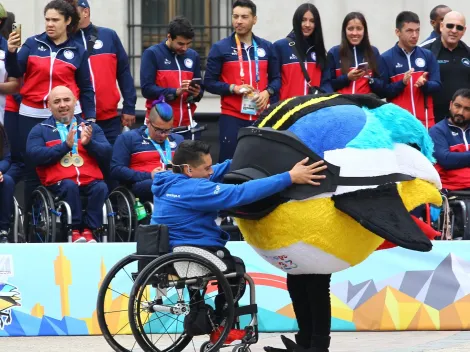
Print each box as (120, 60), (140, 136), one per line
(134, 198), (147, 221)
(122, 126), (130, 133)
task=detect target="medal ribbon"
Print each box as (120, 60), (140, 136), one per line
(145, 129), (172, 165)
(235, 34), (260, 89)
(56, 118), (78, 154)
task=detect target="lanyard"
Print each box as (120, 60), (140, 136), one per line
(56, 118), (78, 154)
(145, 128), (172, 165)
(234, 34), (260, 89)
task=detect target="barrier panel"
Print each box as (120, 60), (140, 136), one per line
(1, 241), (470, 336)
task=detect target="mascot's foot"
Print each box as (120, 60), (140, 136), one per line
(264, 336), (329, 352)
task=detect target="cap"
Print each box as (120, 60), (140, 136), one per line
(78, 0), (90, 8)
(0, 4), (7, 19)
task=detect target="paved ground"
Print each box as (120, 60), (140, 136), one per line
(1, 331), (470, 352)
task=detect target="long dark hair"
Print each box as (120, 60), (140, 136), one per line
(339, 12), (379, 76)
(0, 123), (8, 160)
(292, 3), (326, 70)
(44, 0), (80, 35)
(0, 11), (14, 39)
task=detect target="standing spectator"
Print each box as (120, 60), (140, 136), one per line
(273, 3), (332, 102)
(0, 122), (13, 243)
(75, 0), (136, 145)
(380, 11), (441, 129)
(421, 4), (451, 44)
(204, 0), (280, 162)
(0, 8), (21, 183)
(327, 12), (382, 95)
(6, 0), (95, 217)
(422, 11), (470, 123)
(140, 16), (203, 140)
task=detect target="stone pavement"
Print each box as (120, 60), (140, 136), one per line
(1, 331), (470, 352)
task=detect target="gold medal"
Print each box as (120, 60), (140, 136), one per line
(60, 155), (73, 168)
(72, 154), (84, 167)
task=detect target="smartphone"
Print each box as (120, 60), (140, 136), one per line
(357, 62), (369, 71)
(12, 23), (21, 44)
(189, 78), (202, 88)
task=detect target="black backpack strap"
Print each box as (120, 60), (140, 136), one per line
(87, 25), (98, 53)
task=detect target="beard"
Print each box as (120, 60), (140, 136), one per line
(56, 115), (73, 124)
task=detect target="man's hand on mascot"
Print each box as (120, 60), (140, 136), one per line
(233, 84), (254, 95)
(414, 72), (428, 88)
(255, 90), (270, 110)
(347, 68), (365, 81)
(402, 68), (414, 85)
(289, 158), (327, 185)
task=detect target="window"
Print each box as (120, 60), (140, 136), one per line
(127, 0), (233, 83)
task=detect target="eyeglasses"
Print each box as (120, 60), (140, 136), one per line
(446, 23), (465, 31)
(148, 122), (173, 135)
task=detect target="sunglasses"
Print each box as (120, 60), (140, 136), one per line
(148, 122), (173, 135)
(446, 23), (465, 31)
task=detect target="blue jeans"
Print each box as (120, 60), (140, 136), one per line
(0, 174), (15, 231)
(218, 114), (254, 162)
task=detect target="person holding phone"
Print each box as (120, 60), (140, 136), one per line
(272, 3), (332, 103)
(140, 16), (203, 140)
(326, 12), (382, 94)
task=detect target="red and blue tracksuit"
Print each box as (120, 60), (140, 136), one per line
(273, 33), (332, 101)
(429, 119), (470, 190)
(204, 33), (281, 161)
(0, 127), (14, 233)
(111, 126), (183, 202)
(327, 44), (383, 94)
(379, 43), (441, 128)
(75, 24), (137, 145)
(27, 116), (112, 229)
(140, 41), (203, 131)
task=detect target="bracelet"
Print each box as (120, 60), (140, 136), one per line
(229, 84), (235, 94)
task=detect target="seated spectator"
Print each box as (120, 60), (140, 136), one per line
(111, 97), (183, 202)
(429, 88), (470, 191)
(0, 122), (14, 243)
(26, 86), (112, 243)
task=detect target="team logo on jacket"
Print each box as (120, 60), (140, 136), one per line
(64, 50), (74, 60)
(164, 58), (171, 65)
(38, 45), (47, 52)
(94, 40), (103, 50)
(257, 48), (266, 57)
(462, 58), (470, 67)
(0, 50), (4, 60)
(311, 52), (316, 61)
(184, 58), (193, 68)
(415, 58), (425, 68)
(169, 141), (177, 148)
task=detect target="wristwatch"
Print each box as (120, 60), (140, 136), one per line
(266, 87), (275, 96)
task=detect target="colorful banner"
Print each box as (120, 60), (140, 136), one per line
(0, 241), (470, 336)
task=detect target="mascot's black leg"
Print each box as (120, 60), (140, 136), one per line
(265, 274), (332, 352)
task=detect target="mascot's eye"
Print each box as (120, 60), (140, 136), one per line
(407, 143), (421, 152)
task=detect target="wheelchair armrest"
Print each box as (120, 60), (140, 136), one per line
(447, 190), (470, 198)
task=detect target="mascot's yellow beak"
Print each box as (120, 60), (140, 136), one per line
(237, 178), (441, 272)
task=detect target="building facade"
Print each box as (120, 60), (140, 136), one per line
(2, 0), (470, 113)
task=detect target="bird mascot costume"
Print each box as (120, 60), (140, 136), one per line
(223, 94), (442, 352)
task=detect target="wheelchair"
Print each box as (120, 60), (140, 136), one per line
(97, 224), (258, 352)
(11, 197), (25, 242)
(27, 185), (115, 243)
(108, 186), (154, 242)
(436, 190), (470, 240)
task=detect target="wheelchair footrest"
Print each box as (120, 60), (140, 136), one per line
(234, 304), (257, 317)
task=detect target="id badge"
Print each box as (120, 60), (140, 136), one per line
(241, 90), (259, 115)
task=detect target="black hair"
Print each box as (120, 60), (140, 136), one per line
(0, 11), (15, 40)
(430, 5), (450, 20)
(172, 140), (211, 168)
(0, 123), (9, 160)
(396, 11), (420, 30)
(168, 16), (194, 40)
(452, 88), (470, 101)
(339, 12), (379, 76)
(292, 3), (326, 70)
(44, 0), (80, 34)
(232, 0), (257, 16)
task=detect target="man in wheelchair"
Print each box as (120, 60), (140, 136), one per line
(26, 86), (112, 243)
(111, 97), (183, 202)
(430, 88), (470, 238)
(150, 140), (327, 333)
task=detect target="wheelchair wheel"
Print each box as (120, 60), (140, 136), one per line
(104, 199), (116, 242)
(29, 186), (56, 243)
(11, 198), (26, 243)
(128, 252), (235, 352)
(109, 187), (136, 242)
(97, 254), (146, 352)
